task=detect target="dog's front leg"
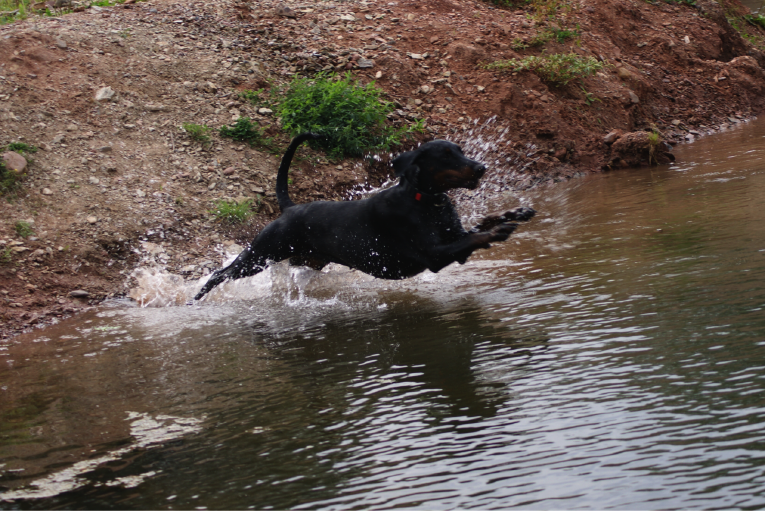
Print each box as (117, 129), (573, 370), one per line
(426, 222), (519, 272)
(471, 207), (535, 233)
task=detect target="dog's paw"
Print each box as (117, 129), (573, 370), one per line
(505, 206), (536, 222)
(488, 222), (518, 242)
(474, 207), (536, 232)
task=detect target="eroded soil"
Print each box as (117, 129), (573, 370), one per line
(2, 0), (765, 339)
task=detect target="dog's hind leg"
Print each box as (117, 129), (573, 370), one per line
(193, 246), (268, 301)
(193, 222), (298, 301)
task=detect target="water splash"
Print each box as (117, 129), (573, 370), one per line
(449, 116), (538, 226)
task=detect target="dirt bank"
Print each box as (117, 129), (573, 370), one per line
(2, 0), (765, 340)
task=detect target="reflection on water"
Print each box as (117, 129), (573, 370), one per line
(2, 120), (765, 509)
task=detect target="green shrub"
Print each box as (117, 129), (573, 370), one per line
(485, 53), (606, 85)
(182, 123), (213, 145)
(14, 220), (34, 238)
(209, 198), (254, 224)
(278, 72), (419, 158)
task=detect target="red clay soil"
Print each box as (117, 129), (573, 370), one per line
(2, 0), (765, 340)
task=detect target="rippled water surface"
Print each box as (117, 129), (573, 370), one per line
(3, 120), (765, 509)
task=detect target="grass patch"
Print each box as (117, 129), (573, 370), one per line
(4, 142), (37, 154)
(647, 130), (661, 165)
(14, 220), (34, 238)
(0, 159), (22, 197)
(278, 72), (421, 158)
(220, 117), (269, 145)
(485, 53), (606, 86)
(219, 117), (282, 154)
(209, 198), (255, 224)
(239, 88), (269, 105)
(1, 0), (144, 25)
(0, 245), (13, 264)
(182, 123), (213, 146)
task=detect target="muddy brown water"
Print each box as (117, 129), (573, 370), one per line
(2, 118), (765, 509)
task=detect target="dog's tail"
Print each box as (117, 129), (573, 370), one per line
(276, 132), (322, 212)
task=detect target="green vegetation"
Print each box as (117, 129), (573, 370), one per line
(278, 72), (422, 158)
(745, 14), (765, 29)
(5, 142), (37, 154)
(209, 198), (255, 224)
(0, 159), (20, 197)
(580, 85), (601, 106)
(0, 245), (12, 264)
(485, 53), (606, 86)
(219, 117), (276, 150)
(1, 0), (144, 25)
(14, 220), (34, 238)
(647, 130), (661, 165)
(182, 123), (213, 146)
(239, 89), (267, 105)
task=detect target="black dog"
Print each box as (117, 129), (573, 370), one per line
(193, 133), (535, 300)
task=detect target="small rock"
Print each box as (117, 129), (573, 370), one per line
(89, 177), (100, 185)
(275, 3), (296, 18)
(604, 130), (622, 145)
(95, 87), (115, 102)
(65, 123), (78, 131)
(357, 58), (374, 68)
(69, 290), (90, 298)
(42, 188), (53, 195)
(87, 216), (97, 224)
(671, 119), (683, 126)
(98, 145), (113, 153)
(1, 151), (27, 173)
(628, 91), (640, 104)
(258, 107), (273, 115)
(52, 134), (66, 144)
(55, 39), (67, 49)
(222, 167), (236, 176)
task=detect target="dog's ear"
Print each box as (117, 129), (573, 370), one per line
(392, 149), (421, 182)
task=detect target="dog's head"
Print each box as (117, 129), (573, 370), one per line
(392, 140), (486, 193)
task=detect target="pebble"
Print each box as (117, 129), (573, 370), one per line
(95, 86), (116, 102)
(258, 107), (273, 115)
(42, 188), (53, 195)
(69, 290), (90, 298)
(87, 216), (98, 224)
